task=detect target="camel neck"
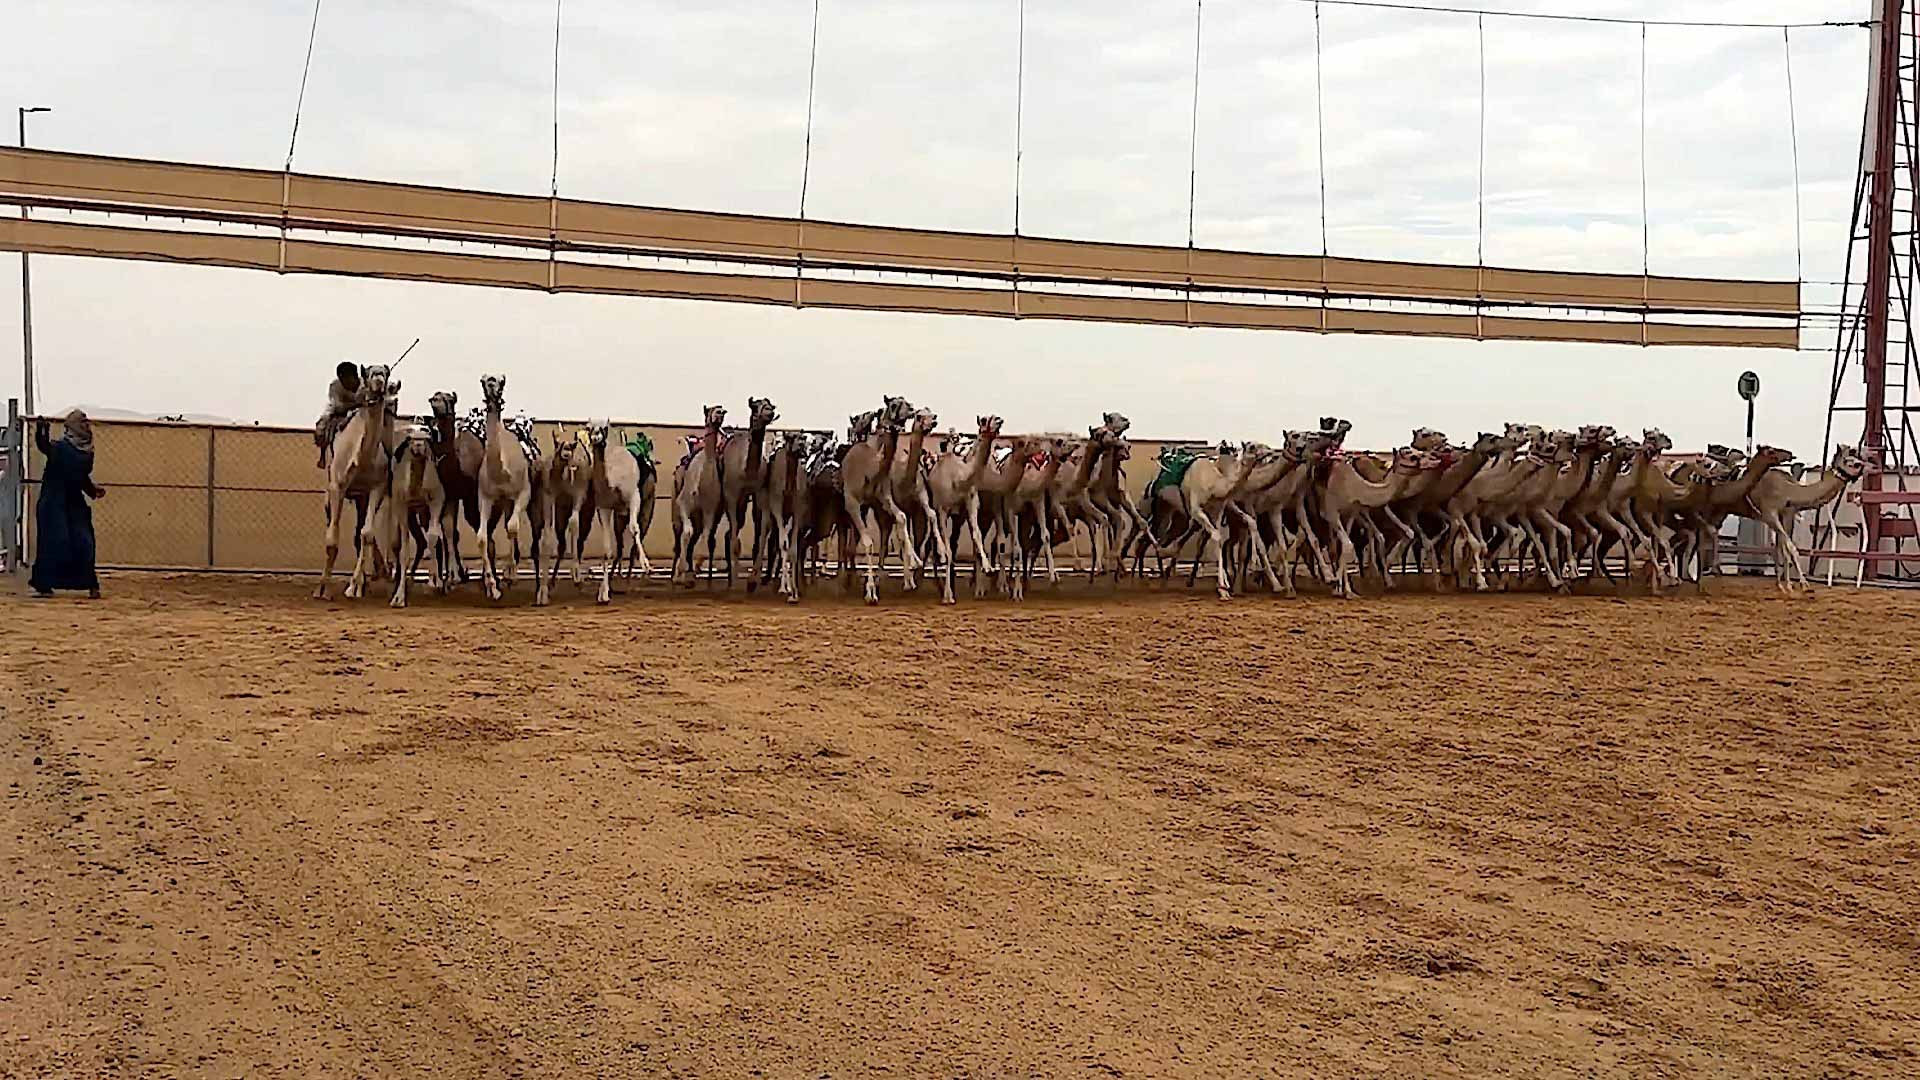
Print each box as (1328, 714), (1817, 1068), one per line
(744, 423), (769, 485)
(965, 432), (996, 487)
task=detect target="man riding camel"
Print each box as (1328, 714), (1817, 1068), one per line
(314, 361), (362, 468)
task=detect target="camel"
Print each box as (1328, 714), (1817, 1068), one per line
(1237, 429), (1333, 597)
(1044, 427), (1111, 578)
(839, 396), (917, 604)
(719, 397), (778, 588)
(1743, 443), (1868, 590)
(751, 429), (809, 601)
(793, 434), (852, 597)
(1443, 423), (1543, 592)
(1520, 425), (1615, 584)
(882, 406), (939, 592)
(315, 363), (398, 601)
(1479, 429), (1576, 592)
(426, 390), (483, 586)
(672, 405), (728, 588)
(1154, 441), (1272, 600)
(542, 427), (594, 605)
(1083, 435), (1150, 581)
(1341, 427), (1452, 588)
(1388, 430), (1504, 584)
(999, 434), (1074, 600)
(612, 431), (660, 580)
(1320, 447), (1434, 598)
(1672, 444), (1794, 585)
(586, 419), (646, 604)
(474, 375), (539, 603)
(926, 415), (1003, 605)
(1562, 436), (1641, 584)
(386, 422), (447, 608)
(973, 434), (1040, 599)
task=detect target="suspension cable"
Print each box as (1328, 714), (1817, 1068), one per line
(550, 0), (562, 200)
(284, 0), (324, 169)
(1313, 0), (1330, 327)
(796, 0), (822, 301)
(1784, 27), (1805, 297)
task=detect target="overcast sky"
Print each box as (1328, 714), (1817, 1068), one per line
(0, 0), (1874, 452)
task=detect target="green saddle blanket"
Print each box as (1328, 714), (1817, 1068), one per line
(1148, 447), (1201, 501)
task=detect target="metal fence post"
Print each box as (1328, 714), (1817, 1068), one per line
(205, 426), (217, 568)
(2, 398), (19, 576)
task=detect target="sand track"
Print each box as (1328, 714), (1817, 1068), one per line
(3, 574), (1917, 1077)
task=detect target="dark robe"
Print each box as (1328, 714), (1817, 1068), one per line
(30, 428), (101, 592)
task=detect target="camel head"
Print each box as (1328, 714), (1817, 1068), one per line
(1545, 430), (1577, 462)
(1832, 443), (1868, 479)
(1318, 417), (1353, 447)
(1279, 429), (1318, 462)
(701, 404), (728, 432)
(1389, 447), (1427, 474)
(555, 428), (592, 482)
(1504, 423), (1545, 453)
(1410, 427), (1447, 451)
(1752, 444), (1795, 470)
(1112, 437), (1133, 462)
(778, 429), (808, 457)
(1467, 431), (1502, 457)
(586, 418), (613, 451)
(359, 364), (392, 405)
(746, 396), (779, 431)
(1641, 427), (1674, 455)
(428, 390), (458, 419)
(1575, 424), (1612, 449)
(1101, 411), (1132, 437)
(880, 395), (917, 432)
(911, 407), (939, 436)
(479, 374), (507, 411)
(975, 414), (1004, 440)
(848, 410), (877, 443)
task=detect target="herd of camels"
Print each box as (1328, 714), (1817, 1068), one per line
(314, 365), (1865, 607)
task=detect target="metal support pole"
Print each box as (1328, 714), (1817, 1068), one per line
(205, 428), (217, 568)
(18, 107), (51, 418)
(1861, 0), (1904, 577)
(1746, 398), (1755, 458)
(3, 397), (18, 575)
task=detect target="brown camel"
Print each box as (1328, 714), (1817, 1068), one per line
(672, 405), (728, 587)
(840, 397), (916, 604)
(1743, 443), (1867, 590)
(925, 416), (1003, 605)
(719, 397), (778, 587)
(315, 363), (397, 601)
(427, 390), (483, 587)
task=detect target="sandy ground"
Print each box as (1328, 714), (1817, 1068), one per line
(2, 572), (1917, 1078)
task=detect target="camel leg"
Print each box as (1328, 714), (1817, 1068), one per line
(930, 505), (958, 605)
(1186, 505), (1231, 601)
(1325, 515), (1355, 599)
(594, 506), (615, 604)
(347, 489), (385, 600)
(390, 508), (413, 609)
(856, 508), (883, 605)
(315, 487), (346, 600)
(506, 489), (536, 605)
(1516, 518), (1565, 591)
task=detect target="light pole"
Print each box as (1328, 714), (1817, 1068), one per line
(18, 106), (49, 418)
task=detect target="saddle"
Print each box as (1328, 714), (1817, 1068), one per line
(678, 429), (733, 471)
(1146, 447), (1201, 501)
(625, 431), (655, 469)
